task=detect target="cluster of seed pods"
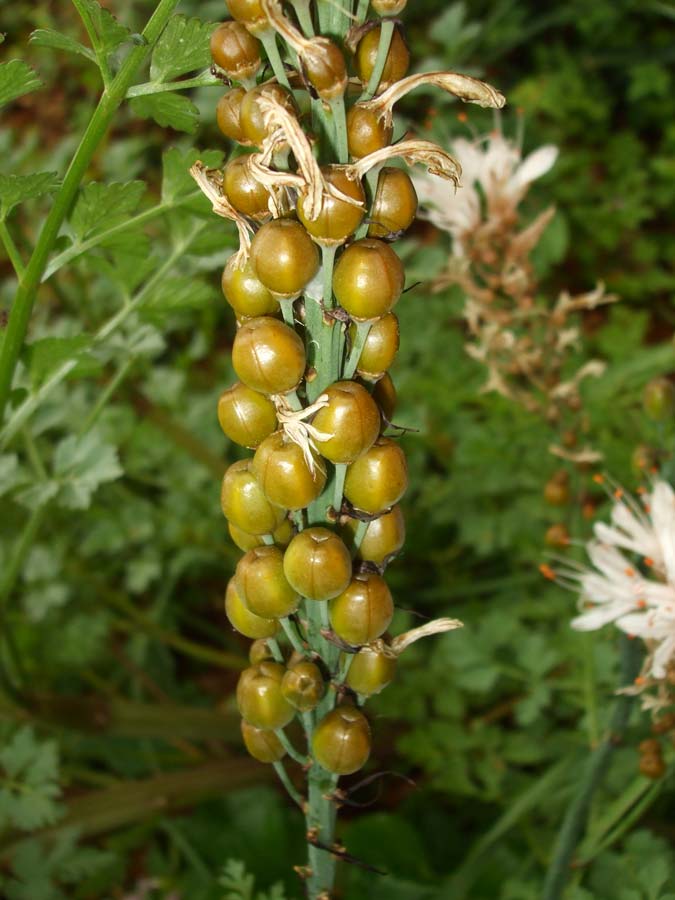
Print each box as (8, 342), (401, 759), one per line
(200, 0), (504, 892)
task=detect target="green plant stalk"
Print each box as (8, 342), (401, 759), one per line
(0, 222), (26, 279)
(260, 29), (292, 89)
(362, 18), (394, 100)
(293, 0), (316, 36)
(78, 357), (135, 435)
(0, 0), (181, 426)
(356, 0), (370, 23)
(541, 636), (642, 900)
(344, 320), (372, 378)
(125, 69), (221, 97)
(328, 97), (349, 163)
(72, 0), (113, 87)
(273, 760), (304, 807)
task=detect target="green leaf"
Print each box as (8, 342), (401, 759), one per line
(81, 0), (131, 57)
(29, 28), (96, 63)
(161, 147), (222, 203)
(24, 335), (93, 388)
(53, 431), (123, 510)
(130, 92), (200, 133)
(0, 172), (60, 221)
(70, 180), (145, 241)
(0, 727), (64, 832)
(0, 60), (42, 108)
(150, 15), (213, 83)
(0, 454), (21, 497)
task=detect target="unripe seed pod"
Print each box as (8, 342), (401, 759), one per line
(249, 638), (277, 664)
(226, 0), (267, 33)
(312, 381), (381, 463)
(544, 470), (570, 507)
(241, 720), (286, 763)
(223, 156), (271, 220)
(232, 317), (306, 394)
(312, 705), (371, 774)
(368, 168), (418, 238)
(643, 377), (675, 421)
(281, 659), (325, 711)
(252, 431), (326, 509)
(351, 313), (399, 378)
(210, 22), (262, 80)
(240, 84), (297, 146)
(237, 661), (295, 729)
(228, 518), (294, 551)
(218, 382), (277, 448)
(302, 38), (348, 100)
(329, 572), (394, 644)
(639, 752), (666, 780)
(297, 166), (366, 246)
(346, 644), (397, 695)
(372, 0), (407, 12)
(221, 459), (287, 534)
(216, 88), (250, 143)
(283, 527), (352, 601)
(355, 25), (410, 93)
(372, 372), (397, 422)
(545, 523), (570, 549)
(346, 104), (392, 159)
(236, 545), (300, 618)
(333, 239), (404, 321)
(344, 504), (405, 565)
(225, 577), (280, 639)
(221, 257), (278, 318)
(344, 437), (408, 514)
(250, 219), (320, 297)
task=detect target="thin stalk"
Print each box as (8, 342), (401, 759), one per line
(279, 298), (296, 327)
(321, 243), (337, 308)
(273, 761), (304, 807)
(275, 728), (309, 764)
(268, 637), (285, 663)
(72, 0), (112, 87)
(356, 0), (369, 23)
(261, 533), (276, 546)
(0, 0), (181, 425)
(0, 222), (26, 279)
(344, 320), (372, 378)
(332, 463), (347, 513)
(293, 0), (316, 36)
(259, 30), (291, 90)
(306, 766), (339, 897)
(125, 69), (220, 97)
(362, 18), (394, 100)
(336, 652), (352, 684)
(350, 518), (369, 556)
(328, 97), (349, 164)
(78, 357), (134, 435)
(541, 636), (642, 900)
(280, 616), (306, 655)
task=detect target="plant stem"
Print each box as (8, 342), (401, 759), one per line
(293, 0), (316, 35)
(344, 320), (371, 378)
(78, 357), (134, 436)
(541, 636), (642, 900)
(275, 728), (309, 764)
(125, 69), (221, 97)
(0, 222), (26, 279)
(0, 0), (181, 426)
(306, 766), (339, 898)
(260, 30), (291, 90)
(280, 617), (307, 655)
(273, 761), (304, 807)
(362, 18), (394, 100)
(72, 0), (112, 87)
(328, 97), (349, 164)
(332, 462), (347, 514)
(356, 0), (370, 23)
(350, 518), (369, 556)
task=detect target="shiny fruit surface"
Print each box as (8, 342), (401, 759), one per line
(249, 638), (277, 664)
(352, 313), (399, 378)
(345, 504), (405, 565)
(221, 460), (287, 535)
(237, 661), (295, 729)
(368, 168), (418, 238)
(252, 431), (326, 510)
(223, 155), (271, 219)
(225, 578), (279, 639)
(217, 381), (277, 448)
(221, 256), (278, 318)
(311, 381), (380, 463)
(216, 88), (249, 143)
(346, 644), (397, 695)
(210, 21), (261, 79)
(332, 239), (404, 321)
(355, 25), (410, 92)
(241, 720), (286, 763)
(346, 105), (392, 159)
(232, 316), (306, 395)
(281, 660), (325, 711)
(283, 527), (352, 601)
(329, 572), (394, 645)
(228, 518), (293, 551)
(236, 545), (300, 618)
(250, 219), (320, 297)
(343, 437), (408, 514)
(297, 166), (365, 245)
(239, 84), (296, 145)
(226, 0), (267, 32)
(312, 706), (371, 774)
(302, 38), (348, 100)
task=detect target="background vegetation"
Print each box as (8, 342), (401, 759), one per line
(1, 1), (675, 897)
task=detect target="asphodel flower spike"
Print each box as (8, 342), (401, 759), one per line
(348, 138), (462, 185)
(189, 162), (253, 266)
(353, 70), (506, 132)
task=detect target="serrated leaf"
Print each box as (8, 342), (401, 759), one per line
(14, 480), (60, 511)
(143, 275), (216, 311)
(161, 147), (222, 203)
(150, 15), (213, 82)
(0, 454), (21, 497)
(0, 60), (42, 108)
(0, 172), (60, 221)
(130, 92), (200, 134)
(24, 335), (92, 388)
(81, 0), (130, 56)
(29, 28), (96, 63)
(0, 728), (63, 832)
(70, 180), (145, 241)
(53, 431), (123, 510)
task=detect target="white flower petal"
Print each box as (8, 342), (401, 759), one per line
(512, 145), (558, 190)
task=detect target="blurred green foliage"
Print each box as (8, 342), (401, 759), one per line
(1, 0), (675, 897)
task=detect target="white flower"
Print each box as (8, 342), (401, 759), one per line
(568, 480), (675, 684)
(412, 130), (558, 254)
